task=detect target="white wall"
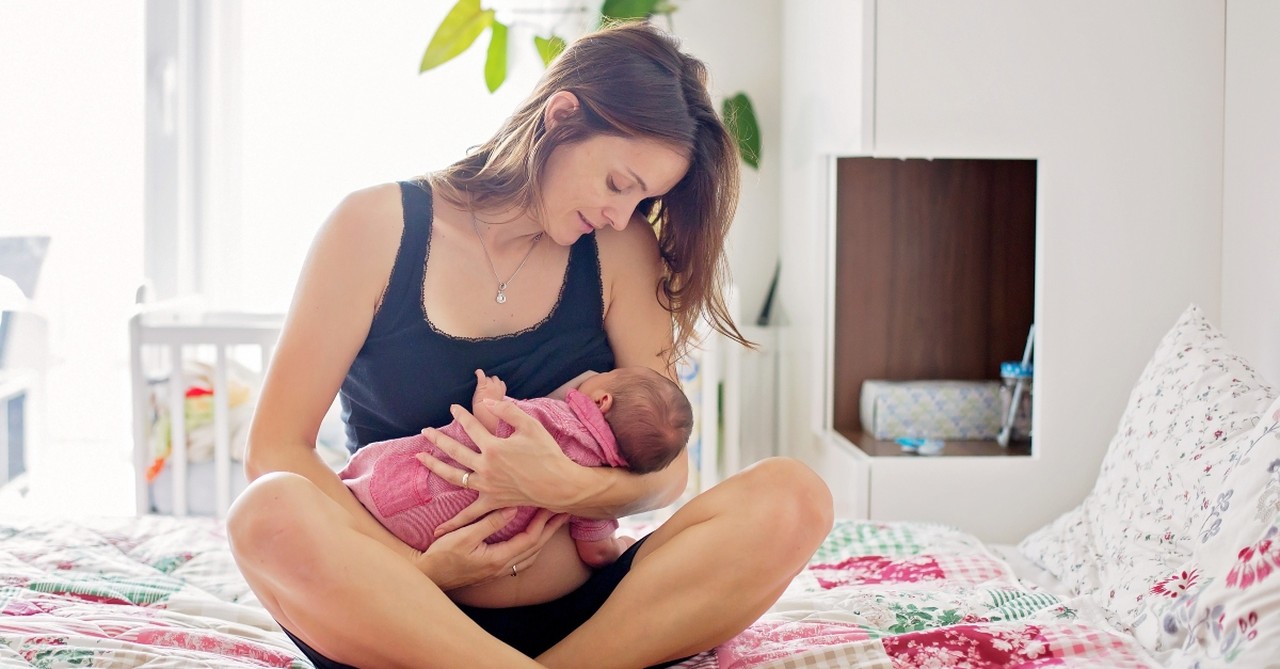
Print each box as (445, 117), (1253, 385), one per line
(1222, 0), (1280, 388)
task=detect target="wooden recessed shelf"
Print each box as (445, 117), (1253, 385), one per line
(841, 429), (1032, 458)
(832, 157), (1036, 457)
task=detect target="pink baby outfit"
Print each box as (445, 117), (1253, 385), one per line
(340, 390), (629, 551)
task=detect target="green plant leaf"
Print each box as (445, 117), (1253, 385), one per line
(722, 92), (761, 169)
(534, 34), (567, 67)
(420, 0), (495, 73)
(484, 20), (508, 92)
(601, 0), (660, 22)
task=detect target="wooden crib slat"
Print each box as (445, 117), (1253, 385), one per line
(213, 347), (231, 517)
(129, 314), (150, 515)
(168, 344), (188, 517)
(699, 330), (720, 490)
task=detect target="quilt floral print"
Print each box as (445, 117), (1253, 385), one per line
(707, 520), (1159, 669)
(0, 515), (1157, 668)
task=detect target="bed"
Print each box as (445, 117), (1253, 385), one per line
(2, 304), (1277, 667)
(0, 514), (1152, 668)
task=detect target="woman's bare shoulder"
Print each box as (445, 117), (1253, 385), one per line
(302, 182), (407, 290)
(595, 213), (662, 278)
(327, 182), (404, 237)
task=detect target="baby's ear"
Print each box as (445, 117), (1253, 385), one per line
(597, 393), (613, 414)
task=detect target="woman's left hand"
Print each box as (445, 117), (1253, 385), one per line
(416, 400), (588, 535)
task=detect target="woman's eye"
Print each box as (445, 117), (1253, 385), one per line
(607, 178), (623, 194)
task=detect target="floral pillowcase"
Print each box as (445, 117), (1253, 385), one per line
(1155, 396), (1280, 666)
(1018, 305), (1277, 657)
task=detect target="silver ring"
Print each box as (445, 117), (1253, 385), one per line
(461, 471), (471, 490)
(510, 564), (518, 577)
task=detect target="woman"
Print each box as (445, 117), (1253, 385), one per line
(227, 21), (833, 669)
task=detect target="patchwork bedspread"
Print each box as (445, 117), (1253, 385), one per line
(705, 520), (1160, 669)
(0, 515), (307, 668)
(0, 516), (1158, 668)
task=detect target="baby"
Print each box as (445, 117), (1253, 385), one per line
(340, 366), (693, 568)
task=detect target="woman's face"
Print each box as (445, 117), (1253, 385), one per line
(537, 134), (690, 246)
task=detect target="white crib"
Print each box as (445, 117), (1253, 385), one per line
(129, 304), (282, 517)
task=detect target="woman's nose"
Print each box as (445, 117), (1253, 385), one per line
(604, 200), (639, 230)
(602, 208), (625, 230)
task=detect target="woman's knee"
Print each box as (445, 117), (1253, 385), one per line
(737, 457), (835, 542)
(226, 472), (326, 563)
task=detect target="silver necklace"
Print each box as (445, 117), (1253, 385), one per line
(470, 215), (544, 304)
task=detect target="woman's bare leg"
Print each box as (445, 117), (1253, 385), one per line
(537, 457), (834, 669)
(227, 472), (540, 669)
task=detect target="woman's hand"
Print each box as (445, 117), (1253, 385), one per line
(416, 400), (589, 534)
(415, 507), (569, 591)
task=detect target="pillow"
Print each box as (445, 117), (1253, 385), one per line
(1019, 304), (1276, 643)
(1154, 396), (1280, 666)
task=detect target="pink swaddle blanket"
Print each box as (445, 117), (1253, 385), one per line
(340, 390), (628, 550)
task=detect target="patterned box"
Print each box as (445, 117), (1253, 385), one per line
(859, 380), (1003, 440)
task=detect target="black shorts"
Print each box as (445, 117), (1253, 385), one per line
(282, 534), (691, 668)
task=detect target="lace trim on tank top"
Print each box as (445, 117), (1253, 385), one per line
(419, 221), (578, 343)
(371, 222), (408, 317)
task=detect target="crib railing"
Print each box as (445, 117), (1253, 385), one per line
(129, 305), (282, 517)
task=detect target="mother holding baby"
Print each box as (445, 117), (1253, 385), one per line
(227, 21), (833, 669)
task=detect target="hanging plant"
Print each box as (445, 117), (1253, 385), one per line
(419, 0), (761, 169)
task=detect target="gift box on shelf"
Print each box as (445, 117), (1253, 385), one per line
(859, 380), (1003, 440)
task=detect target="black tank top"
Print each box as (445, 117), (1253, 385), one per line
(339, 180), (616, 452)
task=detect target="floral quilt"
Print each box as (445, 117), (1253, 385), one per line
(1, 515), (1158, 668)
(0, 515), (308, 668)
(704, 519), (1158, 669)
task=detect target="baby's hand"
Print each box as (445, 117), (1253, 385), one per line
(473, 369), (507, 403)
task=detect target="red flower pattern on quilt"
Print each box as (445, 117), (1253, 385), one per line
(882, 624), (1054, 667)
(809, 555), (946, 589)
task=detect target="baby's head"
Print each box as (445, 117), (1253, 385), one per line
(576, 367), (692, 474)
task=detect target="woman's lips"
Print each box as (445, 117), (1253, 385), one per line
(578, 212), (595, 234)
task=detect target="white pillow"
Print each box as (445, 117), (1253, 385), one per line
(1019, 305), (1276, 644)
(1157, 396), (1280, 666)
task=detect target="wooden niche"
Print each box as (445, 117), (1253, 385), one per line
(832, 157), (1036, 457)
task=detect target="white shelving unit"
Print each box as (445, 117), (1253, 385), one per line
(781, 0), (1228, 543)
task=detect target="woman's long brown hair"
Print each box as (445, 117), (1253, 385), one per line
(430, 21), (748, 360)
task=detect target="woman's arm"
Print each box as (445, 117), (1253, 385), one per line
(244, 183), (415, 557)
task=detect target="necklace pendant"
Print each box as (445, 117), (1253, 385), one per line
(495, 291), (507, 304)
